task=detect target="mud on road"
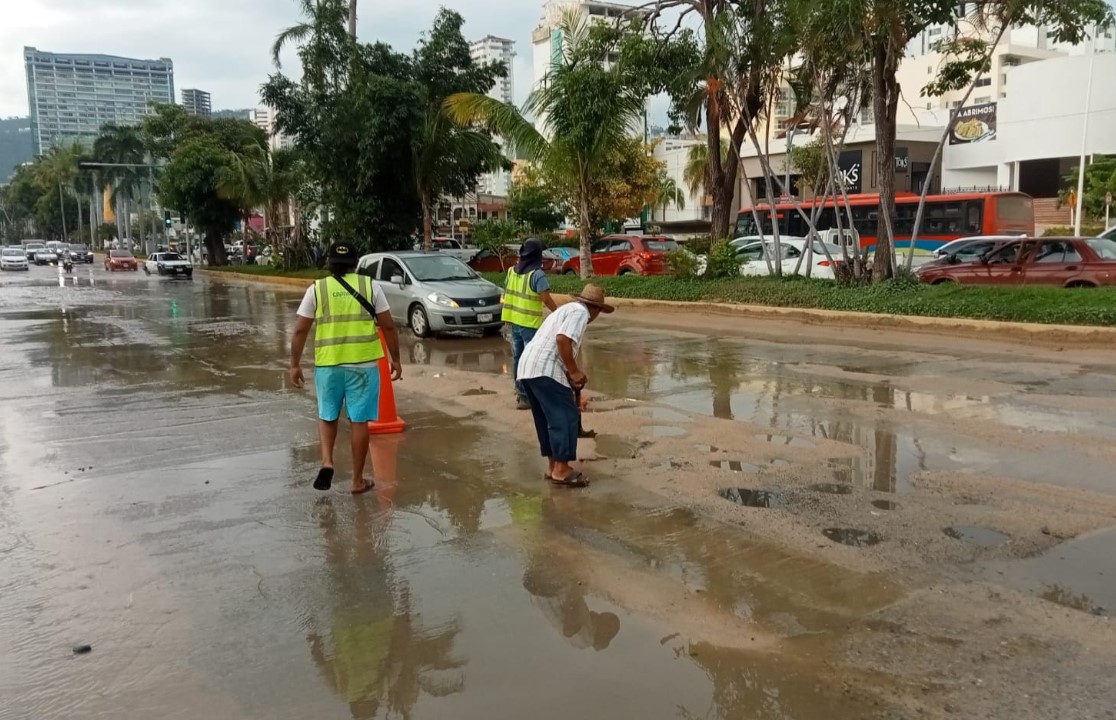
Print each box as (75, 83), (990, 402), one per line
(1, 268), (1115, 719)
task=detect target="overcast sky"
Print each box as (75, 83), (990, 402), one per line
(0, 0), (544, 117)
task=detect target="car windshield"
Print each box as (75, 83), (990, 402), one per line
(70, 244), (88, 251)
(160, 254), (184, 261)
(405, 255), (476, 281)
(3, 248), (23, 256)
(39, 248), (56, 254)
(110, 250), (133, 258)
(644, 240), (680, 252)
(27, 244), (44, 249)
(1085, 238), (1116, 260)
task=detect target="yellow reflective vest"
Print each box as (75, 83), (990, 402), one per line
(502, 268), (545, 329)
(313, 274), (385, 366)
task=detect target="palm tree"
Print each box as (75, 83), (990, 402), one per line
(654, 170), (686, 220)
(34, 144), (80, 241)
(445, 9), (645, 278)
(93, 125), (146, 246)
(217, 140), (270, 252)
(272, 0), (351, 67)
(682, 139), (730, 202)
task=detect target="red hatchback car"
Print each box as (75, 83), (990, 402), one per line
(560, 235), (680, 276)
(104, 249), (139, 271)
(468, 244), (558, 274)
(917, 237), (1116, 287)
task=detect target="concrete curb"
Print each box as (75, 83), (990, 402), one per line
(196, 268), (1116, 347)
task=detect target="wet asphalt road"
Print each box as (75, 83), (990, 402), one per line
(2, 264), (1115, 719)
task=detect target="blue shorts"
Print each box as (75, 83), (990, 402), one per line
(314, 365), (381, 423)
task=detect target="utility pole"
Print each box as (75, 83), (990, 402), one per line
(1074, 24), (1097, 236)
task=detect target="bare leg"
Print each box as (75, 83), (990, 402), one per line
(349, 420), (372, 493)
(319, 419), (338, 468)
(547, 457), (557, 479)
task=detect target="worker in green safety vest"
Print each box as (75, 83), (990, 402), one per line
(290, 241), (403, 494)
(502, 238), (558, 410)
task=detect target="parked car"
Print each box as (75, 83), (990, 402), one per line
(357, 251), (504, 338)
(1, 247), (29, 271)
(560, 235), (679, 276)
(34, 247), (59, 265)
(546, 247), (579, 263)
(927, 235), (1025, 265)
(144, 252), (193, 278)
(917, 237), (1116, 287)
(24, 243), (45, 262)
(468, 244), (558, 274)
(732, 238), (845, 280)
(1100, 226), (1116, 241)
(66, 243), (95, 264)
(414, 237), (478, 263)
(105, 249), (139, 271)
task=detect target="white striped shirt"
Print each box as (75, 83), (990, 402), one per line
(517, 302), (589, 388)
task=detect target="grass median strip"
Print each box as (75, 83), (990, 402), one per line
(200, 264), (1116, 327)
(483, 273), (1116, 327)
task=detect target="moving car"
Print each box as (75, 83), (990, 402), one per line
(67, 243), (95, 264)
(34, 247), (59, 265)
(357, 251), (504, 338)
(24, 242), (45, 262)
(144, 252), (193, 278)
(105, 249), (139, 271)
(1, 247), (29, 271)
(467, 244), (558, 274)
(560, 235), (679, 276)
(917, 237), (1116, 287)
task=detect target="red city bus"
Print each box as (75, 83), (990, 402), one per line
(735, 191), (1035, 255)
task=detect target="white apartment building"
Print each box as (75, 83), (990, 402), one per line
(251, 106), (294, 152)
(469, 36), (516, 197)
(530, 0), (646, 136)
(651, 136), (707, 225)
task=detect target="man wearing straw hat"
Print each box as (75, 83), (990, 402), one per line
(289, 241), (403, 495)
(517, 283), (614, 487)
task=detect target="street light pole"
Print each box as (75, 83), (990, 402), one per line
(1073, 24), (1097, 236)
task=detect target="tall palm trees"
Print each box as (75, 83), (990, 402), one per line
(93, 124), (146, 245)
(34, 144), (80, 241)
(445, 9), (646, 278)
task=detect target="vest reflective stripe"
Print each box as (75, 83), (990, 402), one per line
(501, 269), (544, 329)
(313, 274), (386, 366)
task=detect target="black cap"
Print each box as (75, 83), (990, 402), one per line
(327, 241), (357, 261)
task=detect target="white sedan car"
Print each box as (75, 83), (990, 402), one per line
(732, 237), (844, 280)
(1, 246), (29, 270)
(144, 252), (194, 278)
(34, 247), (59, 266)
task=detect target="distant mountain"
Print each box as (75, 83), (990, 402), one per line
(211, 108), (253, 120)
(0, 116), (33, 181)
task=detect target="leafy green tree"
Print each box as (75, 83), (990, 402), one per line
(471, 218), (524, 270)
(1063, 155), (1116, 223)
(507, 174), (564, 233)
(445, 9), (647, 277)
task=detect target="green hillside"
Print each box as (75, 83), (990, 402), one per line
(0, 117), (33, 181)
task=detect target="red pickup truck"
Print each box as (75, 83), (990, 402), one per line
(560, 235), (680, 276)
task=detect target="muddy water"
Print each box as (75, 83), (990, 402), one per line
(0, 271), (905, 719)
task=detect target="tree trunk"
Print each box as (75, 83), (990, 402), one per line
(872, 43), (900, 281)
(205, 230), (228, 266)
(348, 0), (357, 38)
(421, 190), (434, 251)
(577, 169), (594, 280)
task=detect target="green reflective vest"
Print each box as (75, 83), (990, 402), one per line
(502, 268), (545, 329)
(313, 274), (385, 366)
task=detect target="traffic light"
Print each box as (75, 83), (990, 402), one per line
(164, 211), (172, 228)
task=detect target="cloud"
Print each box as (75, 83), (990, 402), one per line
(0, 0), (542, 117)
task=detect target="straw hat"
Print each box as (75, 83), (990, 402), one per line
(574, 283), (615, 313)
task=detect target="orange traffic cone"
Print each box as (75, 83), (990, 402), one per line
(369, 328), (406, 434)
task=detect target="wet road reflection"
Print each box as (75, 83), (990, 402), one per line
(0, 271), (901, 719)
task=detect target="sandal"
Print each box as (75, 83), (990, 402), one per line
(351, 479), (375, 495)
(550, 471), (590, 488)
(313, 467), (334, 491)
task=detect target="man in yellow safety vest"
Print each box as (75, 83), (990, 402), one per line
(289, 241), (403, 494)
(502, 238), (557, 410)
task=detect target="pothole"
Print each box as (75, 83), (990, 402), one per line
(592, 434), (642, 459)
(943, 526), (1009, 547)
(709, 460), (759, 473)
(717, 488), (786, 508)
(1040, 585), (1107, 616)
(808, 483), (854, 495)
(823, 528), (882, 547)
(871, 500), (898, 511)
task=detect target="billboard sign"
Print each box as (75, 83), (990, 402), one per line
(949, 103), (997, 145)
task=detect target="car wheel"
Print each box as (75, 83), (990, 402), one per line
(409, 305), (430, 338)
(143, 265), (151, 275)
(482, 326), (503, 338)
(1065, 281), (1095, 289)
(563, 268), (577, 275)
(931, 278), (956, 285)
(618, 267), (638, 276)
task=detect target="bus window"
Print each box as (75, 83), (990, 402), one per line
(964, 202), (983, 234)
(994, 194), (1035, 234)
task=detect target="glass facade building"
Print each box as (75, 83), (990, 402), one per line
(24, 47), (175, 155)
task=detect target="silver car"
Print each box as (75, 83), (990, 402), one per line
(357, 251), (504, 338)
